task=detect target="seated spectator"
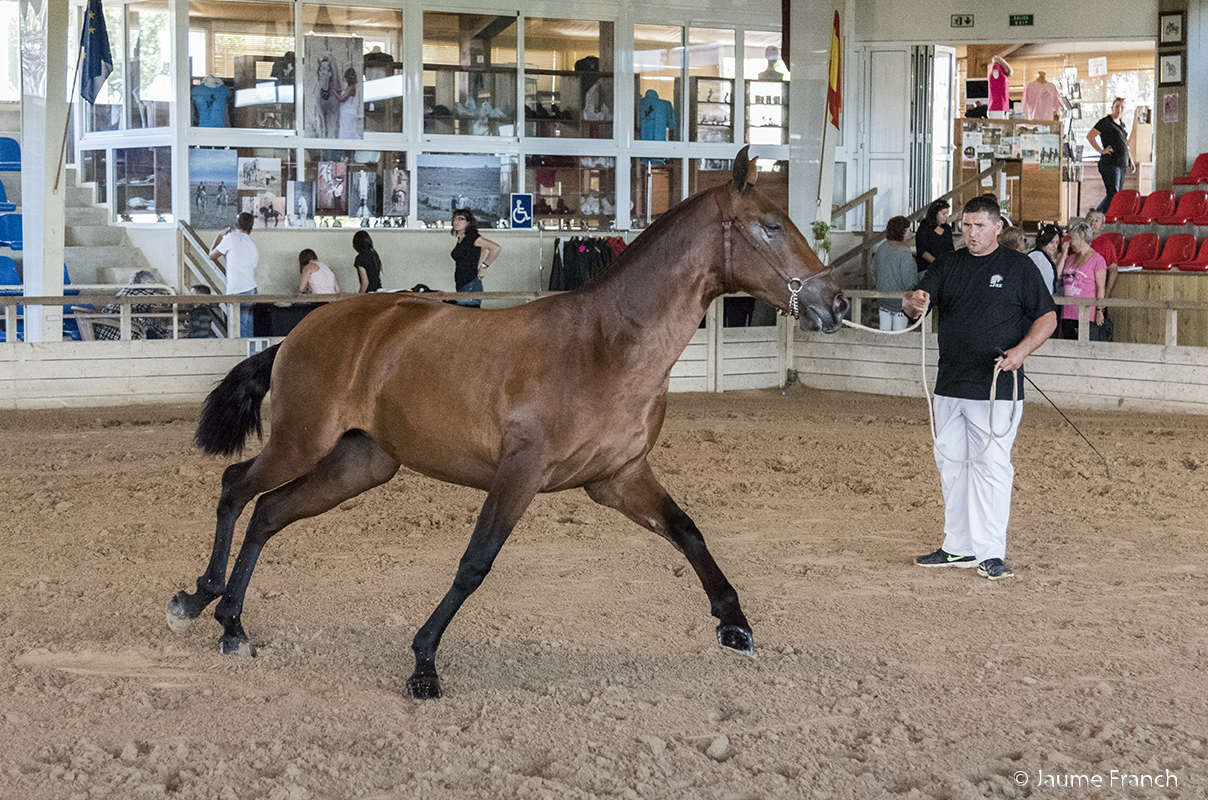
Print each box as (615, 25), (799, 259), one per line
(1086, 210), (1119, 298)
(92, 270), (171, 341)
(186, 284), (219, 339)
(998, 227), (1027, 253)
(868, 215), (916, 331)
(298, 248), (340, 294)
(1028, 224), (1064, 298)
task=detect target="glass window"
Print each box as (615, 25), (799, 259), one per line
(302, 6), (404, 135)
(689, 158), (732, 195)
(631, 158), (682, 229)
(1, 2), (22, 102)
(127, 0), (171, 129)
(423, 13), (518, 137)
(689, 157), (784, 213)
(115, 145), (171, 222)
(744, 31), (788, 145)
(416, 152), (517, 227)
(525, 155), (615, 228)
(85, 3), (125, 133)
(524, 18), (614, 140)
(188, 0), (294, 130)
(634, 25), (682, 142)
(189, 146), (296, 228)
(687, 28), (733, 144)
(80, 149), (109, 204)
(303, 150), (406, 227)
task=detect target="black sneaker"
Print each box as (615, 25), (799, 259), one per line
(915, 548), (976, 568)
(977, 558), (1014, 580)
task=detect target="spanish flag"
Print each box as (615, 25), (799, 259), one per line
(827, 11), (842, 128)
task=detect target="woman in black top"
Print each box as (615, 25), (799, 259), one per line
(915, 199), (954, 273)
(1087, 97), (1135, 213)
(450, 208), (501, 307)
(353, 230), (382, 293)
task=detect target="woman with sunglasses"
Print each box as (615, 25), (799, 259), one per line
(1027, 224), (1064, 298)
(450, 209), (502, 308)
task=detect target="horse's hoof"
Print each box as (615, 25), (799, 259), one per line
(218, 635), (255, 658)
(716, 625), (756, 659)
(406, 674), (444, 700)
(165, 592), (196, 632)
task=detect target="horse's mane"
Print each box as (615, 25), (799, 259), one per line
(570, 186), (721, 295)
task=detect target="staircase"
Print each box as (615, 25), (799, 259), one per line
(63, 169), (152, 285)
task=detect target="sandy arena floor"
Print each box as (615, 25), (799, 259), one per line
(0, 385), (1205, 799)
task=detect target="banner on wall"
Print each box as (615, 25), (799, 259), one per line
(304, 35), (364, 139)
(188, 148), (238, 229)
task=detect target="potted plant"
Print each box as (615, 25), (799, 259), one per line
(810, 220), (832, 265)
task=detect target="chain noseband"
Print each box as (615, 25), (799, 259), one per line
(716, 191), (829, 320)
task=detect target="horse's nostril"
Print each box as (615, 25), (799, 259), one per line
(834, 294), (850, 317)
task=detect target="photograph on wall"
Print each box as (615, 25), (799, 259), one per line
(1020, 134), (1041, 170)
(383, 168), (408, 216)
(416, 153), (502, 224)
(237, 157), (282, 192)
(316, 161), (348, 215)
(287, 180), (316, 227)
(1038, 134), (1060, 170)
(241, 192), (286, 228)
(303, 34), (364, 139)
(188, 148), (238, 229)
(348, 171), (378, 220)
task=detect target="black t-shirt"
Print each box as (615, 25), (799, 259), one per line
(1093, 115), (1129, 168)
(915, 221), (954, 272)
(355, 250), (382, 292)
(914, 246), (1057, 401)
(451, 236), (482, 289)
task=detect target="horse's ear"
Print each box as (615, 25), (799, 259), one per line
(732, 146), (752, 193)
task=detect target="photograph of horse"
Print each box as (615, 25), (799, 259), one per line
(166, 146), (848, 698)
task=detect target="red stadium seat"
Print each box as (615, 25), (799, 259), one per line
(1122, 191), (1175, 225)
(1141, 233), (1197, 271)
(1117, 233), (1160, 267)
(1156, 191), (1208, 225)
(1103, 190), (1142, 224)
(1177, 239), (1208, 272)
(1095, 232), (1125, 263)
(1173, 153), (1208, 186)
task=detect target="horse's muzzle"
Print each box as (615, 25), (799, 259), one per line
(800, 292), (848, 334)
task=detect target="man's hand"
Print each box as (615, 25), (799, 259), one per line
(902, 289), (930, 318)
(995, 347), (1026, 372)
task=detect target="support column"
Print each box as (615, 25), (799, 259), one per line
(18, 0), (69, 342)
(787, 0), (843, 230)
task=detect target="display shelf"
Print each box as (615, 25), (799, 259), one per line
(689, 77), (733, 143)
(744, 79), (788, 146)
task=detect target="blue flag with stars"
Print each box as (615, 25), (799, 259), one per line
(80, 0), (113, 105)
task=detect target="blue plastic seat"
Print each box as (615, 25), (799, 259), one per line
(0, 137), (18, 171)
(0, 181), (14, 212)
(0, 213), (21, 250)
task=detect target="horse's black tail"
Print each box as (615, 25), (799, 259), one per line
(195, 344), (281, 457)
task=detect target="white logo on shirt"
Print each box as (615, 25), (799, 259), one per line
(989, 274), (1003, 288)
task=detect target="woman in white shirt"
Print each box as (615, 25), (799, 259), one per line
(1027, 224), (1064, 298)
(298, 249), (340, 294)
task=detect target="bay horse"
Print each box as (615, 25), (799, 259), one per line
(166, 147), (848, 699)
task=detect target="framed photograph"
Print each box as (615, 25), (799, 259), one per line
(1158, 51), (1184, 87)
(1159, 11), (1185, 46)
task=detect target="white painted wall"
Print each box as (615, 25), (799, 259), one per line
(854, 0), (1159, 43)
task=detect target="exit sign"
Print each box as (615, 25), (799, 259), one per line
(951, 14), (974, 27)
(1009, 14), (1034, 26)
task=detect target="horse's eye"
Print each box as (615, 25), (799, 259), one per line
(761, 221), (783, 236)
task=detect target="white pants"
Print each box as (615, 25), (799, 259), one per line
(933, 394), (1023, 562)
(879, 309), (908, 331)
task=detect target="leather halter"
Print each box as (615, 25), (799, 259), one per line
(714, 189), (832, 319)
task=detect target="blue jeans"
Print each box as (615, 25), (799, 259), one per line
(238, 288), (257, 337)
(456, 277), (482, 307)
(1096, 162), (1126, 213)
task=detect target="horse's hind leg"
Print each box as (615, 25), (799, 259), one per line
(586, 460), (755, 658)
(167, 457), (260, 631)
(212, 430), (400, 655)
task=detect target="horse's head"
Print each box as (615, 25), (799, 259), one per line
(714, 147), (848, 333)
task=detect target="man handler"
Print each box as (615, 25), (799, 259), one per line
(904, 195), (1057, 580)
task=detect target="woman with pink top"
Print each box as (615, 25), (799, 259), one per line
(1059, 220), (1108, 341)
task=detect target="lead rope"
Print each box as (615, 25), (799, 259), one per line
(840, 314), (1019, 463)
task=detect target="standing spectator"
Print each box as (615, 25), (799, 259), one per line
(449, 208), (501, 308)
(1028, 224), (1064, 298)
(208, 211), (259, 337)
(868, 216), (917, 331)
(903, 195), (1057, 580)
(1087, 97), (1135, 214)
(915, 200), (954, 273)
(1085, 210), (1120, 298)
(353, 230), (383, 293)
(1060, 219), (1109, 341)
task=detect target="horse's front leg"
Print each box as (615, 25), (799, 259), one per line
(407, 461), (543, 700)
(586, 460), (755, 658)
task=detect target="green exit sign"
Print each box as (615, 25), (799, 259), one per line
(1009, 14), (1034, 26)
(951, 14), (974, 27)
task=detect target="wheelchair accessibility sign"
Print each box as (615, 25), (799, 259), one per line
(510, 193), (534, 229)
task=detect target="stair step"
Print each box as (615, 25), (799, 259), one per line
(66, 205), (110, 225)
(65, 244), (150, 275)
(66, 225), (128, 246)
(67, 186), (96, 206)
